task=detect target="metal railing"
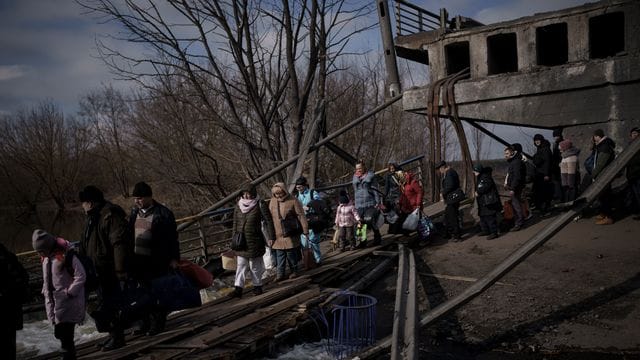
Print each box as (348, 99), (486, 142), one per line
(394, 0), (443, 35)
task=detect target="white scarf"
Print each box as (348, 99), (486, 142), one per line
(238, 198), (259, 213)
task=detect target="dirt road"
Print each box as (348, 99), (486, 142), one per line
(412, 212), (640, 358)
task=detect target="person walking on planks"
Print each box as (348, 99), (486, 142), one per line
(352, 160), (383, 246)
(33, 230), (86, 360)
(78, 185), (131, 351)
(437, 161), (464, 241)
(504, 146), (527, 231)
(269, 182), (309, 281)
(129, 181), (180, 336)
(228, 184), (276, 298)
(591, 129), (617, 225)
(293, 176), (323, 265)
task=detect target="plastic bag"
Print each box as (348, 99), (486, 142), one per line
(263, 246), (274, 270)
(355, 224), (368, 245)
(402, 208), (420, 231)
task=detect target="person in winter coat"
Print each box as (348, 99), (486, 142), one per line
(352, 160), (383, 246)
(78, 185), (130, 350)
(473, 165), (501, 240)
(383, 161), (402, 210)
(269, 182), (309, 281)
(33, 230), (86, 360)
(390, 170), (423, 235)
(228, 185), (276, 298)
(592, 129), (617, 225)
(437, 161), (463, 241)
(532, 134), (554, 213)
(0, 243), (29, 360)
(505, 146), (527, 231)
(559, 139), (580, 202)
(627, 127), (640, 218)
(129, 181), (180, 336)
(552, 128), (564, 201)
(293, 176), (323, 264)
(334, 191), (361, 251)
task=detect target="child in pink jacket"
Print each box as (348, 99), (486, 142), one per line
(33, 229), (86, 360)
(334, 191), (361, 251)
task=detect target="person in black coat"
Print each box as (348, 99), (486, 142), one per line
(130, 182), (180, 336)
(505, 146), (527, 231)
(552, 128), (564, 201)
(474, 165), (501, 240)
(532, 134), (554, 213)
(438, 161), (463, 241)
(0, 243), (29, 360)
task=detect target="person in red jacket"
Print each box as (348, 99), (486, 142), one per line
(390, 170), (424, 235)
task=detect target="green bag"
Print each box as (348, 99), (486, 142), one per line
(355, 224), (368, 246)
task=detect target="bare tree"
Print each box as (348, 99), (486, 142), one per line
(79, 85), (135, 197)
(0, 102), (92, 210)
(78, 0), (375, 188)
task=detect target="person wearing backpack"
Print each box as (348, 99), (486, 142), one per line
(0, 243), (29, 360)
(32, 229), (86, 360)
(79, 185), (131, 351)
(294, 176), (324, 265)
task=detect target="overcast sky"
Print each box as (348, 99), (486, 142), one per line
(0, 0), (587, 117)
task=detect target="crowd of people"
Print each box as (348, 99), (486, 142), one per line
(27, 181), (180, 358)
(7, 126), (640, 359)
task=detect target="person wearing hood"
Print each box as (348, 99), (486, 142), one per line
(559, 139), (580, 202)
(228, 185), (276, 298)
(532, 134), (554, 214)
(474, 165), (501, 240)
(352, 160), (383, 246)
(334, 190), (361, 251)
(33, 229), (86, 360)
(592, 129), (617, 225)
(269, 182), (309, 281)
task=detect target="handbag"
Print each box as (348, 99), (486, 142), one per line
(445, 188), (466, 205)
(178, 259), (214, 289)
(417, 216), (435, 241)
(230, 232), (247, 251)
(278, 202), (303, 237)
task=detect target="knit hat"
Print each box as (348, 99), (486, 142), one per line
(435, 160), (447, 169)
(132, 182), (153, 197)
(32, 229), (56, 253)
(339, 190), (349, 204)
(593, 129), (605, 138)
(295, 176), (308, 186)
(559, 139), (573, 151)
(78, 185), (104, 203)
(552, 128), (563, 137)
(473, 164), (483, 173)
(533, 134), (544, 141)
(630, 127), (640, 134)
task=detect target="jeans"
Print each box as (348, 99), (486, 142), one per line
(275, 248), (300, 278)
(235, 256), (265, 287)
(300, 229), (322, 263)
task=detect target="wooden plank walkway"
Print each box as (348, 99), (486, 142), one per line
(33, 237), (399, 360)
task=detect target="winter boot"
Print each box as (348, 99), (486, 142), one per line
(253, 286), (263, 295)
